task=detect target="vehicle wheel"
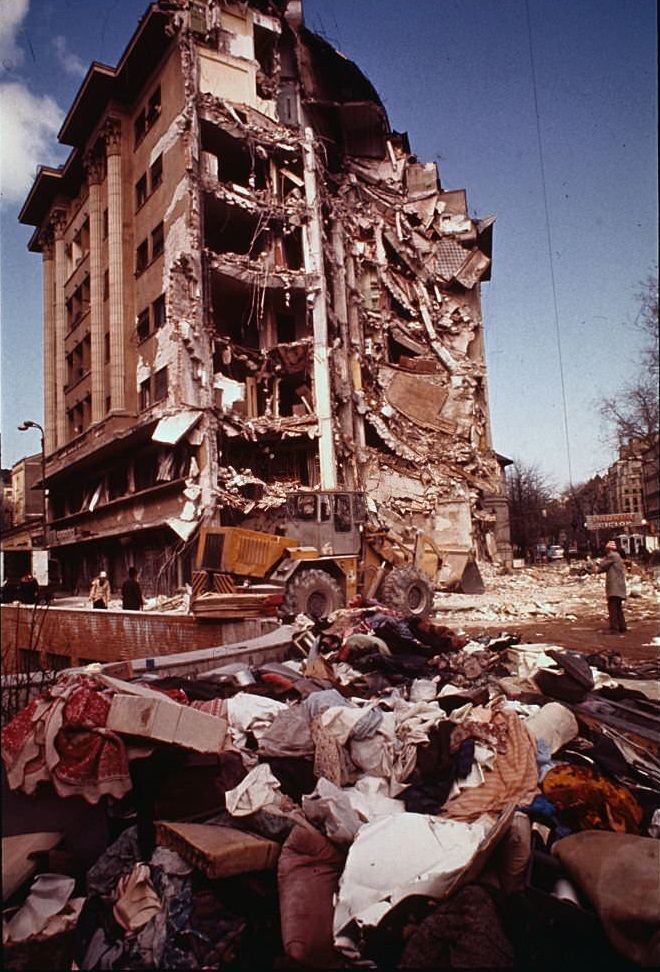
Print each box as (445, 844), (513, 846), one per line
(378, 566), (433, 618)
(284, 569), (345, 619)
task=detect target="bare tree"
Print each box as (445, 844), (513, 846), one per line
(507, 460), (555, 555)
(599, 275), (659, 448)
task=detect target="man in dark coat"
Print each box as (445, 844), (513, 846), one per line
(594, 540), (627, 633)
(19, 573), (39, 604)
(121, 566), (143, 611)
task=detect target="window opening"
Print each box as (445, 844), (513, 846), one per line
(139, 377), (152, 411)
(136, 239), (148, 275)
(150, 154), (163, 192)
(136, 309), (150, 342)
(135, 173), (147, 210)
(147, 87), (161, 127)
(153, 366), (168, 402)
(151, 222), (164, 260)
(334, 494), (352, 532)
(152, 294), (166, 329)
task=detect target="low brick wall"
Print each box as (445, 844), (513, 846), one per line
(0, 604), (275, 672)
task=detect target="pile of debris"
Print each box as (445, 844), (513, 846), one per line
(2, 607), (659, 969)
(434, 561), (660, 624)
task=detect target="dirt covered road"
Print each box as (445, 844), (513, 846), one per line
(433, 561), (659, 663)
(461, 615), (658, 662)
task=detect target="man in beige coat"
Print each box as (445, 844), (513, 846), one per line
(90, 571), (111, 609)
(594, 540), (627, 633)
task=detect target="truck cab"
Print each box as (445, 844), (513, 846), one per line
(283, 491), (366, 557)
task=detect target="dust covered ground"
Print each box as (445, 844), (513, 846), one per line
(433, 562), (659, 663)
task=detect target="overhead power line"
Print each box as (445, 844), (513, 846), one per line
(524, 0), (575, 490)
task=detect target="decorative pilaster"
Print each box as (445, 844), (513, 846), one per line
(85, 151), (106, 422)
(40, 230), (57, 455)
(51, 209), (68, 447)
(103, 118), (126, 412)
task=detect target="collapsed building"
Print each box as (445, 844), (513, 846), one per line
(19, 0), (510, 594)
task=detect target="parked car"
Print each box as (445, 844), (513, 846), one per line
(547, 545), (565, 561)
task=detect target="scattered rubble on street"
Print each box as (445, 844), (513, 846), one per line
(434, 561), (659, 625)
(2, 597), (659, 970)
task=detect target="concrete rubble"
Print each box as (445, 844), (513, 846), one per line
(2, 601), (659, 969)
(434, 561), (660, 624)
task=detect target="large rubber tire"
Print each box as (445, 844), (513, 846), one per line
(378, 565), (433, 618)
(284, 569), (345, 619)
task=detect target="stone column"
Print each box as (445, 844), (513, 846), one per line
(51, 209), (68, 447)
(40, 230), (57, 454)
(301, 127), (336, 490)
(330, 219), (356, 488)
(85, 152), (106, 423)
(104, 118), (126, 412)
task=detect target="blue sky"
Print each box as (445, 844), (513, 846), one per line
(1, 0), (657, 488)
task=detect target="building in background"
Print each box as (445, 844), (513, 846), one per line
(1, 468), (13, 531)
(19, 0), (507, 594)
(640, 434), (659, 535)
(0, 454), (49, 585)
(606, 442), (645, 518)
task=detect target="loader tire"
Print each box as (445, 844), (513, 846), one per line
(378, 566), (433, 618)
(284, 569), (345, 620)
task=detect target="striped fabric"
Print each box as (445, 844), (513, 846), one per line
(443, 710), (538, 820)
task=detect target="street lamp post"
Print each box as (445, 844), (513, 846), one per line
(17, 421), (47, 540)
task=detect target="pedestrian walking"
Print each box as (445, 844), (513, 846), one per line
(593, 540), (627, 633)
(90, 570), (111, 609)
(121, 566), (143, 611)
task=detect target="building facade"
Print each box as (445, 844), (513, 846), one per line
(0, 454), (48, 584)
(641, 434), (659, 535)
(605, 443), (645, 519)
(20, 0), (505, 594)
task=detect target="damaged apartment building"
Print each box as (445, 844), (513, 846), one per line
(19, 0), (510, 594)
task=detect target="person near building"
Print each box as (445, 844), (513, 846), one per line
(593, 540), (627, 633)
(19, 573), (39, 604)
(121, 566), (143, 611)
(90, 571), (111, 609)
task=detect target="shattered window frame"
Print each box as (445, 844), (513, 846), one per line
(153, 366), (168, 403)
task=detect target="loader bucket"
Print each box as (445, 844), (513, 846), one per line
(460, 559), (485, 595)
